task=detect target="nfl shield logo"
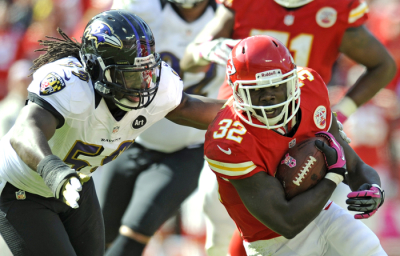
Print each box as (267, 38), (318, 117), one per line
(16, 190), (26, 200)
(284, 14), (295, 26)
(112, 126), (120, 134)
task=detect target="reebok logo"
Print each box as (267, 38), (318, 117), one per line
(218, 145), (231, 155)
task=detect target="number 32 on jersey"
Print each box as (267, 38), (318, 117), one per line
(213, 119), (247, 143)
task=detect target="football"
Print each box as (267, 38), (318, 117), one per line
(276, 137), (328, 200)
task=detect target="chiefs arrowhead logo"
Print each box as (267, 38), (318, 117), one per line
(226, 56), (236, 76)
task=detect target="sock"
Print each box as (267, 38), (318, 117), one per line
(105, 235), (146, 256)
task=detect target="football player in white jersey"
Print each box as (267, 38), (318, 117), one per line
(98, 1), (228, 255)
(0, 10), (224, 256)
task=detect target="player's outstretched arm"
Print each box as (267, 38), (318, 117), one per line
(335, 25), (397, 122)
(166, 92), (226, 130)
(229, 171), (336, 239)
(9, 103), (82, 208)
(10, 103), (58, 169)
(327, 113), (384, 218)
(180, 4), (235, 72)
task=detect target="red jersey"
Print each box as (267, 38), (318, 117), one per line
(204, 67), (332, 242)
(218, 0), (368, 99)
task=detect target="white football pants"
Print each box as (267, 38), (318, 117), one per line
(243, 201), (387, 256)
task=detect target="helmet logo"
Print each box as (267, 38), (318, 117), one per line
(256, 69), (282, 80)
(84, 21), (123, 49)
(226, 57), (236, 76)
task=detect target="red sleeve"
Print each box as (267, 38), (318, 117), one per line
(205, 139), (264, 180)
(297, 67), (332, 132)
(344, 0), (369, 28)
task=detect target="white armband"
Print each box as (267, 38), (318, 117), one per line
(332, 96), (358, 118)
(325, 173), (344, 186)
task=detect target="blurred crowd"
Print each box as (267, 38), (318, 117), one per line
(0, 0), (113, 137)
(1, 0), (400, 255)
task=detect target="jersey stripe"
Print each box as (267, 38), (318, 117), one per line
(205, 156), (257, 176)
(348, 2), (368, 24)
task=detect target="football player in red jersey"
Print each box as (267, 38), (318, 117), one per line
(181, 0), (396, 123)
(183, 1), (396, 254)
(204, 35), (387, 255)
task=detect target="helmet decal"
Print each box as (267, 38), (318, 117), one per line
(84, 21), (122, 49)
(121, 13), (152, 57)
(226, 57), (236, 76)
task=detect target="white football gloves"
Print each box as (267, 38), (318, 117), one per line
(61, 173), (91, 209)
(192, 38), (241, 66)
(62, 177), (82, 209)
(37, 155), (91, 209)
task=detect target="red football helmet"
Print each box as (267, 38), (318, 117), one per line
(227, 35), (300, 129)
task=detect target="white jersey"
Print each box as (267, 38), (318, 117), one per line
(0, 57), (183, 197)
(119, 0), (224, 153)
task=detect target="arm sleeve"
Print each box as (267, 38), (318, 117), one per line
(347, 0), (369, 26)
(205, 141), (264, 180)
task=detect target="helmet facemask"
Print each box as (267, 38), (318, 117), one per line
(232, 68), (300, 129)
(91, 53), (161, 111)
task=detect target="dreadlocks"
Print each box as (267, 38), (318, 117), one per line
(31, 28), (81, 74)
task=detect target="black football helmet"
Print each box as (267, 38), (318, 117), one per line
(80, 10), (162, 111)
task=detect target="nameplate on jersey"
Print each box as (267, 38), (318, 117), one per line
(40, 72), (66, 95)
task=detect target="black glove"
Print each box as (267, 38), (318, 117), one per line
(315, 131), (347, 184)
(346, 183), (385, 219)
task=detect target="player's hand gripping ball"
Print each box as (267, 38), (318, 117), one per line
(276, 137), (328, 199)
